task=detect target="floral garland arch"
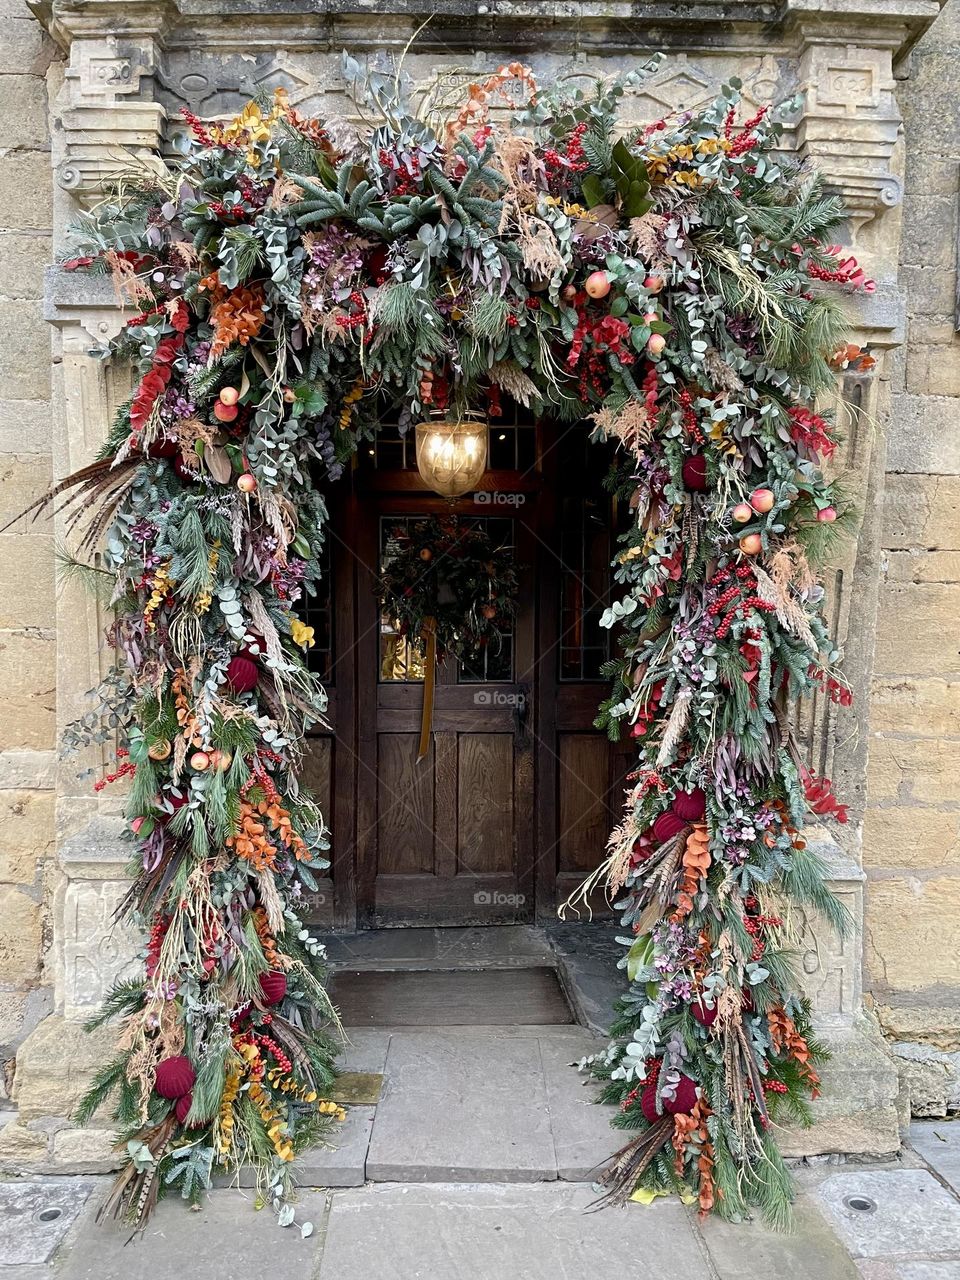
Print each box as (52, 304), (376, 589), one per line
(37, 53), (874, 1228)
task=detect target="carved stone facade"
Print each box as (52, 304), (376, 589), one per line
(0, 0), (953, 1168)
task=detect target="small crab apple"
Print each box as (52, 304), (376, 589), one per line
(236, 473), (257, 494)
(213, 400), (238, 423)
(584, 271), (611, 299)
(749, 487), (775, 514)
(208, 749), (233, 771)
(739, 533), (763, 555)
(731, 502), (753, 524)
(218, 387), (239, 407)
(643, 310), (659, 323)
(646, 333), (666, 357)
(561, 283), (577, 303)
(190, 751), (211, 771)
(817, 505), (838, 523)
(644, 274), (665, 293)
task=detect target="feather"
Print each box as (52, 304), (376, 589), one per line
(585, 1115), (673, 1210)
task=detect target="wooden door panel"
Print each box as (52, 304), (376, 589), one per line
(457, 733), (514, 874)
(377, 734), (435, 874)
(558, 734), (611, 874)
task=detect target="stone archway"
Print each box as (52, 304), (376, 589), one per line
(4, 0), (936, 1172)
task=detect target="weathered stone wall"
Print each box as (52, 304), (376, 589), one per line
(0, 0), (58, 1107)
(864, 0), (960, 1109)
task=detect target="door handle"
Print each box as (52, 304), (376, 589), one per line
(513, 685), (529, 740)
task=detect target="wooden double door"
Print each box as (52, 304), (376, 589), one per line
(303, 420), (630, 929)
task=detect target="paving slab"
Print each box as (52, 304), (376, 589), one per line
(300, 1104), (375, 1187)
(316, 1182), (711, 1280)
(816, 1170), (960, 1261)
(55, 1189), (327, 1280)
(910, 1121), (960, 1189)
(0, 1177), (93, 1266)
(340, 1027), (391, 1073)
(537, 1031), (614, 1180)
(697, 1192), (860, 1279)
(857, 1264), (960, 1279)
(365, 1031), (557, 1182)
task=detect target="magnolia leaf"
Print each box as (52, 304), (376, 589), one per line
(203, 444), (233, 485)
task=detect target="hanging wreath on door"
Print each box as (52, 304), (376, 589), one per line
(379, 515), (521, 758)
(379, 516), (520, 660)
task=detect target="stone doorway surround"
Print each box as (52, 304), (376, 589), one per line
(1, 0), (938, 1172)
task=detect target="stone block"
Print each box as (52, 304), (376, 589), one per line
(50, 1125), (121, 1173)
(0, 629), (55, 751)
(874, 583), (960, 676)
(0, 456), (52, 530)
(0, 232), (52, 300)
(779, 1023), (901, 1159)
(0, 788), (54, 883)
(892, 1045), (957, 1117)
(0, 749), (55, 789)
(0, 536), (53, 628)
(0, 74), (48, 150)
(870, 678), (960, 737)
(0, 884), (40, 982)
(867, 738), (960, 807)
(882, 475), (960, 550)
(0, 302), (50, 401)
(879, 1003), (960, 1051)
(901, 195), (956, 270)
(0, 1116), (47, 1166)
(296, 1105), (374, 1188)
(884, 550), (960, 583)
(0, 152), (52, 231)
(0, 17), (52, 75)
(12, 1014), (118, 1124)
(887, 395), (960, 475)
(904, 147), (960, 197)
(61, 876), (141, 1021)
(0, 401), (51, 454)
(866, 877), (960, 991)
(898, 265), (956, 317)
(906, 346), (960, 398)
(862, 805), (959, 868)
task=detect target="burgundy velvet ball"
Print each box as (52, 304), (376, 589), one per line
(652, 811), (687, 844)
(259, 970), (287, 1005)
(640, 1082), (661, 1124)
(155, 1055), (195, 1099)
(145, 435), (179, 459)
(173, 455), (198, 483)
(681, 454), (708, 491)
(690, 996), (718, 1027)
(226, 654), (258, 695)
(672, 787), (707, 823)
(662, 1073), (698, 1115)
(174, 1091), (204, 1128)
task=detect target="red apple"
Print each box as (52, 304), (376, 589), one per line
(190, 751), (210, 772)
(731, 502), (753, 524)
(218, 387), (239, 407)
(644, 274), (665, 293)
(749, 487), (775, 514)
(739, 533), (762, 556)
(646, 333), (666, 357)
(817, 506), (837, 523)
(213, 400), (238, 423)
(236, 473), (257, 493)
(584, 271), (611, 299)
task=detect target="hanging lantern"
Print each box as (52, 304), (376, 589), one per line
(414, 410), (487, 498)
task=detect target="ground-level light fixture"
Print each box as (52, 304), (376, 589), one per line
(415, 409), (488, 497)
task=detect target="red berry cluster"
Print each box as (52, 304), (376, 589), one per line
(544, 122), (589, 176)
(377, 147), (421, 196)
(257, 1032), (292, 1074)
(180, 107), (216, 149)
(678, 388), (704, 444)
(146, 913), (171, 979)
(763, 1079), (789, 1095)
(94, 749), (136, 793)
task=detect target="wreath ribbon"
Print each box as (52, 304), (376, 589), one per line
(417, 616), (438, 763)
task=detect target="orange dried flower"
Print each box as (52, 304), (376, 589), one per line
(198, 271), (265, 358)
